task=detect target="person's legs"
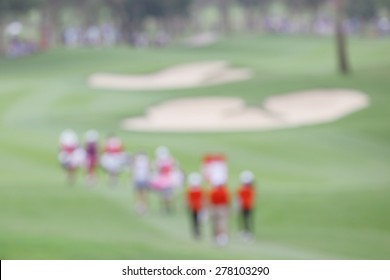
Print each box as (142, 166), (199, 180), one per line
(243, 209), (250, 233)
(67, 168), (75, 185)
(210, 207), (217, 239)
(66, 163), (77, 185)
(139, 188), (146, 206)
(86, 159), (96, 186)
(109, 171), (118, 186)
(164, 188), (174, 214)
(192, 210), (200, 238)
(136, 181), (146, 200)
(62, 154), (76, 185)
(216, 206), (228, 246)
(135, 185), (147, 214)
(160, 188), (172, 214)
(241, 208), (253, 241)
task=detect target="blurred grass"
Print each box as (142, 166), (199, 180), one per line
(0, 35), (390, 259)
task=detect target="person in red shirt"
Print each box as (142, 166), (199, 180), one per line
(186, 173), (204, 239)
(209, 177), (230, 246)
(237, 171), (255, 240)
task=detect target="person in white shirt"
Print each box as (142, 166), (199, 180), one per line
(131, 151), (150, 214)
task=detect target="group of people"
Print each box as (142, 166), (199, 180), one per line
(58, 129), (256, 246)
(59, 129), (126, 185)
(58, 129), (184, 213)
(186, 154), (256, 246)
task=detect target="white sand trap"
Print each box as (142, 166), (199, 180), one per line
(121, 89), (369, 132)
(88, 61), (252, 91)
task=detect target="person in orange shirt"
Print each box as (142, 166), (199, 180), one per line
(237, 171), (255, 241)
(209, 176), (230, 246)
(186, 173), (204, 239)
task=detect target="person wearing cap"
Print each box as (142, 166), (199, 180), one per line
(186, 173), (204, 239)
(237, 171), (256, 241)
(84, 130), (99, 186)
(151, 146), (176, 213)
(100, 134), (127, 186)
(58, 129), (85, 184)
(209, 173), (230, 246)
(202, 154), (227, 184)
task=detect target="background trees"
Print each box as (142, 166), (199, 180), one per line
(105, 0), (193, 43)
(236, 0), (270, 32)
(0, 0), (39, 54)
(1, 0), (389, 75)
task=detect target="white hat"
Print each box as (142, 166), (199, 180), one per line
(85, 130), (99, 142)
(188, 172), (202, 187)
(60, 129), (78, 146)
(210, 169), (227, 186)
(155, 146), (169, 159)
(240, 171), (254, 184)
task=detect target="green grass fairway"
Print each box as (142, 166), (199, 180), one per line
(1, 35), (390, 259)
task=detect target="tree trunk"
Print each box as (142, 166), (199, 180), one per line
(217, 0), (232, 34)
(112, 2), (141, 45)
(170, 16), (187, 38)
(0, 19), (5, 56)
(39, 0), (61, 51)
(245, 6), (257, 33)
(39, 4), (50, 50)
(309, 6), (320, 34)
(108, 5), (125, 44)
(334, 0), (351, 75)
(120, 18), (132, 44)
(83, 1), (96, 28)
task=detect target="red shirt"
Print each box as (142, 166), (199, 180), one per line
(237, 184), (255, 210)
(60, 144), (76, 154)
(209, 186), (229, 206)
(187, 188), (203, 211)
(105, 138), (123, 154)
(158, 159), (174, 175)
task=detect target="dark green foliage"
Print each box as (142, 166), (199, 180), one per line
(283, 0), (325, 11)
(346, 0), (378, 21)
(106, 0), (193, 21)
(236, 0), (270, 8)
(0, 0), (38, 15)
(375, 0), (390, 9)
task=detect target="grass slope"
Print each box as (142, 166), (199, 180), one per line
(0, 35), (390, 259)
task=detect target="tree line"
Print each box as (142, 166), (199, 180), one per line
(1, 0), (390, 73)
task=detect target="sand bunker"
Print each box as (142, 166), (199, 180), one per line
(88, 61), (252, 91)
(121, 89), (369, 132)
